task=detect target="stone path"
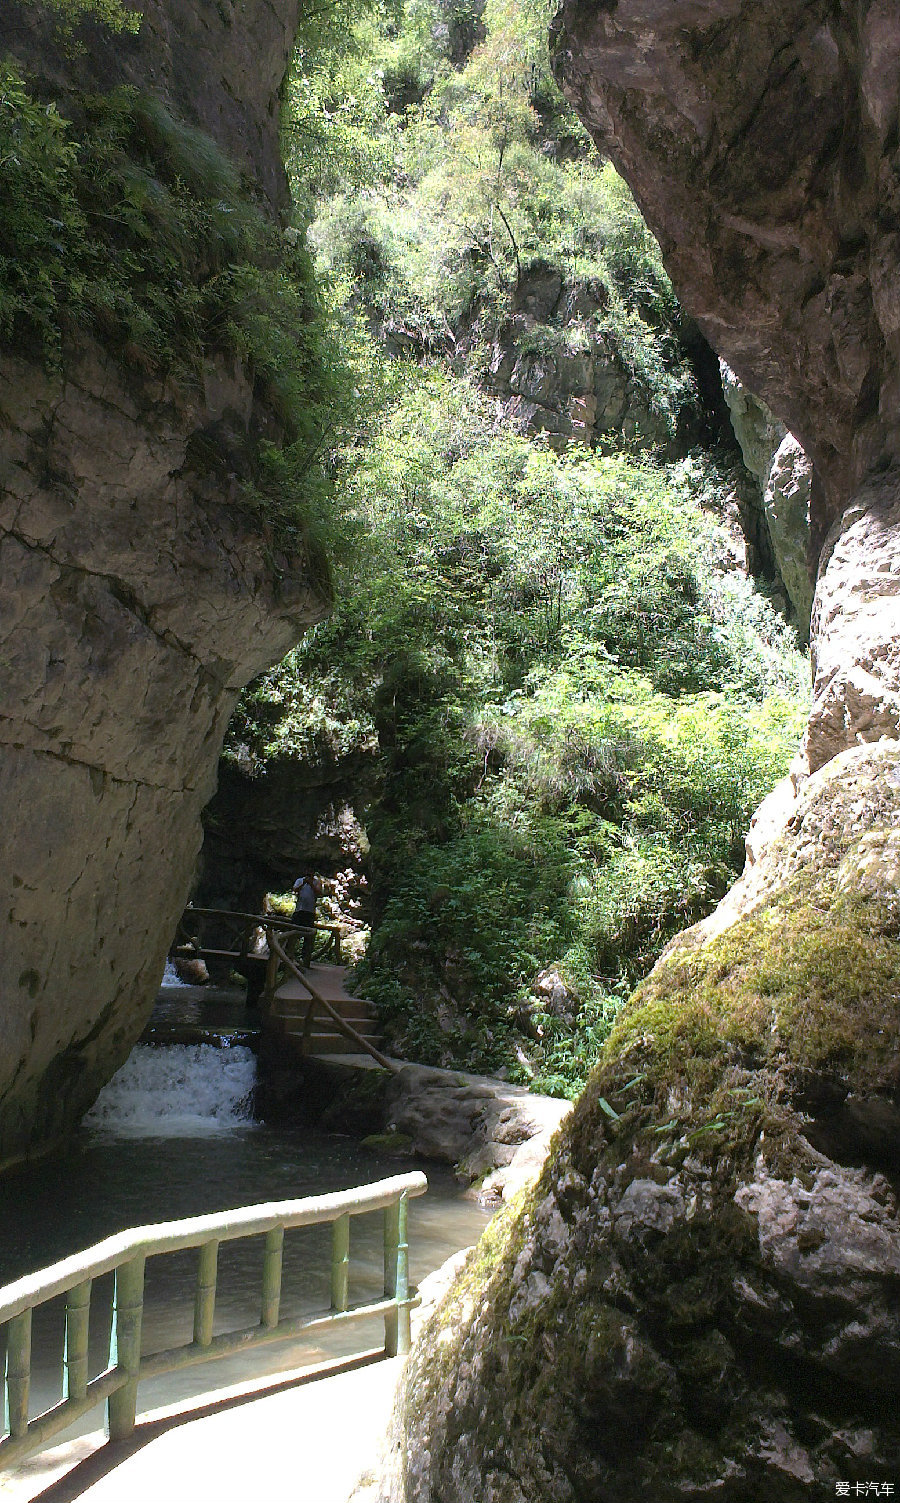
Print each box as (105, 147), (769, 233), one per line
(0, 1355), (403, 1503)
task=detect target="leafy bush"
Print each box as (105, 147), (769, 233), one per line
(0, 61), (354, 541)
(230, 377), (809, 1087)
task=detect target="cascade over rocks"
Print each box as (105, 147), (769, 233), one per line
(0, 0), (328, 1169)
(369, 4), (900, 1499)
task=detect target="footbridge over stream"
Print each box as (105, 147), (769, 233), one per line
(167, 909), (392, 1070)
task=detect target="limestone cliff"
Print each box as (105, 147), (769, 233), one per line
(0, 1), (330, 1169)
(486, 262), (690, 452)
(371, 4), (900, 1498)
(720, 365), (815, 639)
(551, 0), (900, 773)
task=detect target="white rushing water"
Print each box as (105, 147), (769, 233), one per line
(6, 1047), (490, 1440)
(161, 958), (191, 987)
(85, 1043), (257, 1135)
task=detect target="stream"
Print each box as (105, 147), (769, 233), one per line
(0, 1028), (490, 1438)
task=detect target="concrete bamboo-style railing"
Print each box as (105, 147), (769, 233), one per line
(0, 1172), (427, 1471)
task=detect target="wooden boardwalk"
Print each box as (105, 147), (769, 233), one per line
(168, 910), (386, 1064)
(269, 963), (383, 1058)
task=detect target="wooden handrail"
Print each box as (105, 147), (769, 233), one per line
(265, 930), (397, 1073)
(0, 1172), (426, 1468)
(172, 909), (343, 965)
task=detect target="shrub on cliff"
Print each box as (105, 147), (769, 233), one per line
(290, 0), (698, 435)
(0, 59), (353, 541)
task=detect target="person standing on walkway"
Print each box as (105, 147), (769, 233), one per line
(291, 873), (322, 967)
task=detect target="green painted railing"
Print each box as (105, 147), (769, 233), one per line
(0, 1172), (427, 1471)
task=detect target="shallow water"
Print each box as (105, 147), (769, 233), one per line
(0, 1043), (490, 1435)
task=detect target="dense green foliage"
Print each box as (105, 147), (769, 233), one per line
(287, 0), (698, 439)
(0, 57), (350, 538)
(227, 0), (808, 1095)
(231, 379), (807, 1092)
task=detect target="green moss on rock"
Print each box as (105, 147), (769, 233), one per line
(388, 750), (900, 1501)
(567, 873), (900, 1175)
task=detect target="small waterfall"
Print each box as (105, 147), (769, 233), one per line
(85, 1044), (257, 1136)
(161, 959), (191, 988)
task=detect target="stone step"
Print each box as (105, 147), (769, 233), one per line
(280, 1019), (381, 1043)
(274, 1009), (379, 1031)
(303, 1031), (378, 1055)
(274, 1002), (377, 1022)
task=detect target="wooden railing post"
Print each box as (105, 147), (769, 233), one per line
(383, 1193), (410, 1357)
(331, 1214), (350, 1313)
(193, 1241), (218, 1349)
(63, 1280), (92, 1402)
(262, 947), (280, 1011)
(261, 1227), (284, 1329)
(107, 1255), (145, 1442)
(4, 1310), (32, 1439)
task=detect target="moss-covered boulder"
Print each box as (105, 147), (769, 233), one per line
(373, 743), (900, 1501)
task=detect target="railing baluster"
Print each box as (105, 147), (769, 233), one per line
(261, 1227), (284, 1329)
(107, 1255), (145, 1442)
(383, 1192), (410, 1357)
(331, 1214), (350, 1313)
(4, 1310), (32, 1439)
(64, 1280), (92, 1402)
(0, 1172), (426, 1473)
(193, 1241), (218, 1349)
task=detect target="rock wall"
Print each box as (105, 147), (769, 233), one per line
(551, 1), (900, 519)
(804, 469), (900, 774)
(2, 0), (299, 208)
(370, 4), (900, 1498)
(0, 1), (329, 1170)
(487, 264), (679, 452)
(720, 365), (815, 638)
(195, 755), (375, 916)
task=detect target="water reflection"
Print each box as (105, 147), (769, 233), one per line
(0, 1120), (490, 1429)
